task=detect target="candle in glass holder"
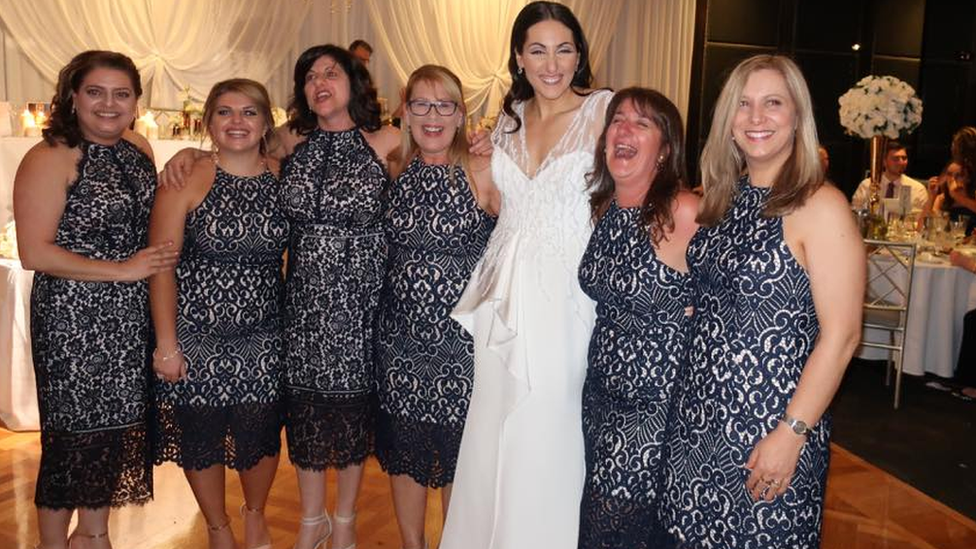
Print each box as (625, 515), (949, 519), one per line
(135, 111), (159, 140)
(21, 108), (39, 137)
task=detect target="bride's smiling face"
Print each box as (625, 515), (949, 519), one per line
(516, 19), (579, 101)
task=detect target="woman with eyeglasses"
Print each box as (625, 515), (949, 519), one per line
(374, 64), (498, 549)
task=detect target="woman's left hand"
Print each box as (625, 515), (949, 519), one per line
(744, 422), (806, 502)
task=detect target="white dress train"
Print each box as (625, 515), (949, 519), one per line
(440, 89), (613, 549)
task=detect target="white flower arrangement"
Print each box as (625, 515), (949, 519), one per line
(838, 75), (923, 139)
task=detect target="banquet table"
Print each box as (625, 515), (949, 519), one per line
(0, 135), (198, 226)
(0, 258), (37, 431)
(858, 252), (976, 378)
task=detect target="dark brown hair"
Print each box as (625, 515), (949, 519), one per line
(44, 50), (142, 147)
(287, 44), (381, 135)
(588, 87), (688, 245)
(952, 126), (976, 181)
(500, 1), (593, 133)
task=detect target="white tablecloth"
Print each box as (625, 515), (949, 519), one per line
(858, 258), (976, 378)
(0, 136), (197, 226)
(0, 258), (37, 431)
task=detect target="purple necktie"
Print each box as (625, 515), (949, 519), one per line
(885, 182), (895, 198)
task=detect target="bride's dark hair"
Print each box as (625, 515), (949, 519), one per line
(500, 1), (593, 133)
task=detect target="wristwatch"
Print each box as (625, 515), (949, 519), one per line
(781, 413), (813, 436)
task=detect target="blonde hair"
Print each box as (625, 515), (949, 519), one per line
(401, 65), (471, 186)
(202, 78), (276, 155)
(698, 55), (823, 226)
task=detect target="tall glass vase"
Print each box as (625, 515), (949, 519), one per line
(866, 134), (888, 239)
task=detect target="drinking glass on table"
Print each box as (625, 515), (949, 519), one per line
(886, 213), (904, 241)
(950, 219), (968, 243)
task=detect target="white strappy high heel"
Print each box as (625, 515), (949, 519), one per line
(293, 512), (331, 549)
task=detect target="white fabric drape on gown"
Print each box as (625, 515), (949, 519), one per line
(442, 89), (613, 549)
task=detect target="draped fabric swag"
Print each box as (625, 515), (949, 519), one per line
(0, 0), (695, 122)
(0, 0), (309, 108)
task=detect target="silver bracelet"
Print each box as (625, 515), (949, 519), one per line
(153, 345), (183, 362)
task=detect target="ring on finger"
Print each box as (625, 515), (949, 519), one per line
(768, 478), (782, 487)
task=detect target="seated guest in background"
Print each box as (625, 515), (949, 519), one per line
(349, 39), (373, 67)
(15, 50), (178, 549)
(375, 64), (498, 549)
(920, 160), (975, 235)
(658, 54), (864, 549)
(818, 145), (829, 174)
(576, 87), (699, 549)
(150, 79), (288, 549)
(851, 140), (928, 213)
(949, 250), (976, 399)
(946, 126), (976, 234)
(819, 145), (835, 185)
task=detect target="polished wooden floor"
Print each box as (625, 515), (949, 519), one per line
(2, 429), (975, 549)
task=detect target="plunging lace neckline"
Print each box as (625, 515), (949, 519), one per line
(501, 90), (610, 180)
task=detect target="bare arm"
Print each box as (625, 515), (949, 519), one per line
(469, 154), (500, 217)
(148, 160), (213, 382)
(745, 184), (865, 501)
(14, 143), (177, 281)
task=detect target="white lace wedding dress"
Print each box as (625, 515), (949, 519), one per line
(440, 89), (612, 549)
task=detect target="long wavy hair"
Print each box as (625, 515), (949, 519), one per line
(43, 50), (142, 148)
(500, 1), (593, 133)
(952, 126), (976, 181)
(401, 65), (472, 187)
(202, 78), (277, 156)
(588, 88), (688, 245)
(697, 54), (823, 226)
(287, 44), (381, 135)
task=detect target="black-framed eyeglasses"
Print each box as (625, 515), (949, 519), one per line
(407, 100), (458, 116)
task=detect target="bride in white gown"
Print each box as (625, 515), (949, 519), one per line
(440, 3), (611, 548)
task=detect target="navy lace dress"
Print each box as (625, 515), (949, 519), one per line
(281, 128), (388, 469)
(658, 178), (828, 549)
(576, 202), (692, 549)
(154, 167), (289, 471)
(375, 158), (495, 487)
(30, 139), (155, 509)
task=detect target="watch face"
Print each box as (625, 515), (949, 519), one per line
(792, 420), (808, 435)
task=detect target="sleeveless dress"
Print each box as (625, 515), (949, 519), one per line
(576, 203), (692, 549)
(375, 157), (495, 487)
(153, 167), (289, 471)
(281, 128), (388, 470)
(30, 139), (155, 509)
(440, 89), (612, 549)
(658, 178), (828, 549)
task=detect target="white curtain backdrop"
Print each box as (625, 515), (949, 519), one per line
(599, 0), (696, 123)
(364, 0), (625, 119)
(0, 0), (695, 124)
(0, 0), (309, 107)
